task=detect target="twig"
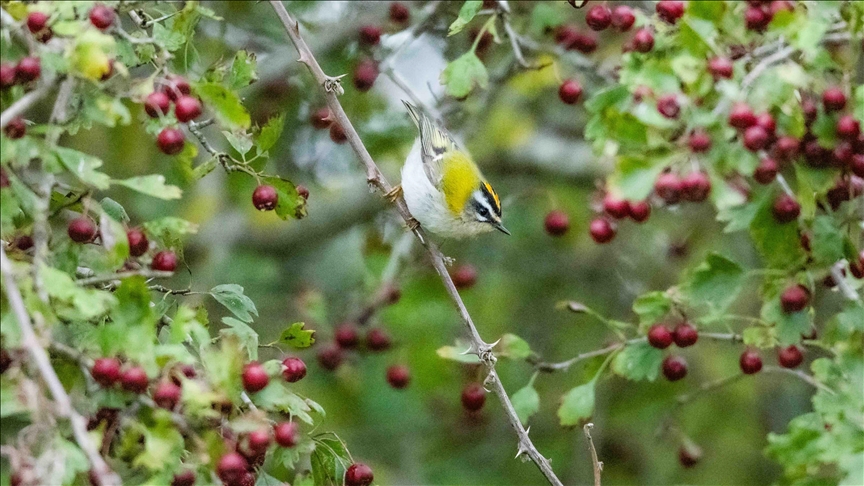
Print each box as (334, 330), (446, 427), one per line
(500, 3), (531, 69)
(830, 261), (861, 302)
(148, 284), (195, 296)
(532, 342), (625, 372)
(1, 248), (121, 486)
(187, 120), (221, 158)
(583, 423), (603, 486)
(676, 373), (745, 406)
(76, 270), (174, 286)
(268, 3), (563, 484)
(763, 366), (836, 395)
(0, 83), (54, 129)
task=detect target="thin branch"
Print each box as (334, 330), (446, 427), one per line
(187, 120), (221, 158)
(0, 83), (54, 129)
(583, 423), (603, 486)
(1, 248), (121, 486)
(268, 3), (563, 484)
(532, 342), (625, 373)
(76, 270), (174, 286)
(675, 373), (745, 406)
(763, 366), (837, 395)
(830, 261), (860, 302)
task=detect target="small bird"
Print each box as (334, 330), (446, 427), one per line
(391, 101), (509, 239)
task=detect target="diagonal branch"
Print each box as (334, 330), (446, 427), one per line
(268, 2), (563, 485)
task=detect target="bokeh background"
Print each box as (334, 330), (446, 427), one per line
(49, 1), (843, 484)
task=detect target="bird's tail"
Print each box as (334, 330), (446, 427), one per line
(402, 100), (422, 129)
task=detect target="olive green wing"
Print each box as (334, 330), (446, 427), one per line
(403, 101), (458, 187)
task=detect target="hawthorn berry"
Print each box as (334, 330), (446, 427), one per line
(252, 185), (278, 211)
(151, 250), (178, 272)
(589, 218), (616, 244)
(673, 323), (698, 347)
(708, 57), (733, 80)
(0, 63), (16, 88)
(144, 91), (171, 118)
(681, 172), (711, 202)
(743, 126), (769, 151)
(544, 210), (570, 236)
(174, 96), (202, 123)
(4, 117), (26, 139)
(558, 79), (583, 104)
(773, 136), (799, 160)
(689, 130), (712, 153)
(585, 5), (611, 31)
(153, 381), (181, 409)
(628, 200), (651, 222)
(656, 1), (685, 24)
(120, 366), (149, 393)
(853, 155), (864, 178)
(89, 4), (115, 30)
(366, 327), (392, 351)
(15, 57), (41, 83)
(728, 103), (756, 129)
(756, 113), (776, 136)
(772, 194), (800, 224)
(310, 107), (332, 129)
(335, 322), (360, 349)
(282, 357), (307, 383)
(461, 383), (486, 411)
(297, 184), (310, 200)
(329, 123), (348, 144)
(171, 470), (196, 486)
(91, 357), (121, 387)
(801, 98), (818, 126)
(632, 29), (654, 53)
(753, 158), (779, 184)
(390, 2), (410, 24)
(739, 349), (763, 374)
(161, 75), (191, 101)
(386, 364), (411, 389)
(803, 139), (829, 168)
(358, 25), (382, 46)
(780, 284), (809, 313)
(569, 32), (598, 54)
(603, 195), (630, 219)
(247, 429), (271, 453)
(157, 127), (185, 155)
(836, 115), (860, 140)
(657, 95), (680, 119)
(648, 325), (673, 349)
(662, 355), (688, 381)
(14, 235), (34, 251)
(126, 228), (149, 257)
(274, 421), (298, 447)
(68, 217), (97, 243)
(217, 452), (248, 486)
(242, 361), (269, 393)
(745, 6), (771, 31)
(611, 6), (635, 31)
(353, 59), (379, 92)
(317, 343), (344, 370)
(679, 445), (701, 468)
(345, 463), (374, 486)
(777, 345), (803, 368)
(655, 172), (683, 204)
(555, 25), (579, 45)
(26, 12), (49, 34)
(822, 87), (846, 112)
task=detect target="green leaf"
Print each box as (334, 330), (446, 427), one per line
(749, 192), (807, 269)
(228, 49), (258, 90)
(194, 82), (251, 130)
(448, 1), (483, 36)
(311, 433), (351, 486)
(632, 291), (671, 330)
(609, 155), (668, 200)
(201, 335), (245, 401)
(829, 303), (864, 337)
(810, 215), (845, 266)
(143, 217), (199, 248)
(220, 317), (259, 361)
(611, 342), (663, 381)
(854, 85), (864, 123)
(258, 114), (285, 152)
(100, 197), (129, 223)
(42, 266), (117, 321)
(223, 130), (253, 155)
(134, 416), (184, 471)
(436, 342), (481, 363)
(114, 175), (183, 200)
(278, 322), (316, 349)
(761, 298), (811, 345)
(54, 146), (111, 190)
(252, 381), (319, 424)
(211, 284), (258, 323)
(259, 175), (307, 220)
(530, 3), (564, 35)
(682, 253), (745, 315)
(495, 333), (531, 360)
(742, 326), (778, 349)
(153, 22), (185, 52)
(558, 382), (595, 426)
(511, 385), (540, 425)
(440, 51), (488, 99)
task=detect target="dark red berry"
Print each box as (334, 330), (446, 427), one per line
(853, 155), (864, 178)
(689, 130), (712, 152)
(171, 470), (196, 486)
(252, 185), (278, 211)
(743, 126), (769, 151)
(772, 194), (800, 223)
(151, 250), (178, 272)
(217, 453), (248, 486)
(773, 136), (799, 160)
(555, 25), (579, 45)
(157, 127), (185, 155)
(611, 5), (635, 31)
(242, 362), (269, 393)
(657, 95), (680, 119)
(153, 381), (181, 409)
(4, 117), (26, 139)
(461, 383), (486, 411)
(366, 327), (392, 351)
(161, 75), (191, 101)
(0, 63), (16, 89)
(247, 429), (271, 453)
(585, 5), (611, 31)
(837, 115), (861, 140)
(679, 445), (702, 468)
(68, 217), (97, 243)
(310, 108), (332, 129)
(558, 79), (583, 104)
(673, 323), (698, 347)
(91, 358), (121, 387)
(144, 91), (170, 118)
(745, 6), (771, 31)
(777, 345), (803, 368)
(89, 4), (115, 30)
(14, 235), (34, 251)
(359, 25), (382, 46)
(780, 284), (809, 313)
(281, 357), (307, 383)
(628, 200), (651, 222)
(386, 365), (410, 389)
(729, 103), (756, 129)
(329, 123), (347, 144)
(753, 158), (779, 184)
(601, 195), (629, 219)
(708, 57), (733, 80)
(633, 29), (654, 53)
(126, 229), (149, 257)
(273, 421), (298, 447)
(390, 2), (410, 24)
(174, 96), (202, 123)
(26, 12), (49, 34)
(822, 87), (846, 112)
(334, 322), (360, 349)
(655, 172), (683, 204)
(568, 32), (598, 54)
(648, 325), (673, 349)
(589, 218), (616, 244)
(345, 463), (374, 486)
(353, 59), (379, 92)
(452, 264), (478, 288)
(120, 366), (149, 393)
(544, 209), (570, 236)
(681, 172), (711, 202)
(662, 355), (688, 381)
(802, 98), (818, 126)
(15, 57), (41, 83)
(317, 343), (344, 370)
(739, 349), (763, 374)
(296, 184), (310, 200)
(656, 1), (685, 24)
(804, 139), (830, 168)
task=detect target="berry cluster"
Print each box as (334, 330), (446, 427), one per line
(62, 215), (177, 272)
(351, 3), (412, 94)
(145, 75), (204, 155)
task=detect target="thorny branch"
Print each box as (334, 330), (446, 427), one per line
(583, 423), (603, 486)
(268, 2), (563, 484)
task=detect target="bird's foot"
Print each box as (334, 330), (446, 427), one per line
(384, 184), (403, 204)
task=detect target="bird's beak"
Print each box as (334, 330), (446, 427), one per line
(493, 221), (511, 235)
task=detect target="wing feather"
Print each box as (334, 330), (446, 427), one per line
(403, 101), (457, 187)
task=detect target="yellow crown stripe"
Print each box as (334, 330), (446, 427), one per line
(483, 182), (501, 212)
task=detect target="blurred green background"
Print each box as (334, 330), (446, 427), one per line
(50, 1), (839, 484)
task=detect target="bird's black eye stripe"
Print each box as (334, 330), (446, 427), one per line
(480, 183), (502, 217)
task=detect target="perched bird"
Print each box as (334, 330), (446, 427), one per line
(391, 101), (509, 239)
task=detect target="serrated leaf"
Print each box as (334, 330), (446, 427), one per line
(495, 333), (531, 360)
(749, 192), (807, 269)
(448, 1), (483, 36)
(195, 82), (251, 130)
(810, 215), (845, 266)
(153, 22), (186, 52)
(211, 284), (258, 323)
(761, 298), (811, 345)
(114, 175), (183, 200)
(278, 322), (316, 349)
(220, 317), (259, 361)
(611, 342), (663, 381)
(609, 155), (668, 201)
(530, 3), (564, 35)
(682, 253), (745, 315)
(228, 49), (258, 90)
(558, 382), (595, 426)
(258, 114), (285, 152)
(632, 291), (671, 330)
(252, 381), (318, 424)
(42, 266), (117, 321)
(134, 416), (184, 471)
(143, 217), (198, 248)
(742, 326), (778, 349)
(311, 434), (350, 486)
(259, 175), (306, 220)
(511, 385), (540, 425)
(440, 51), (488, 99)
(54, 146), (111, 190)
(223, 130), (253, 155)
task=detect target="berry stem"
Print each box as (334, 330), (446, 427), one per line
(76, 269), (174, 286)
(675, 373), (745, 407)
(762, 366), (836, 395)
(470, 15), (498, 54)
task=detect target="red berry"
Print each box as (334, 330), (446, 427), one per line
(603, 195), (630, 219)
(358, 25), (382, 46)
(386, 365), (410, 389)
(144, 92), (170, 118)
(753, 158), (779, 184)
(708, 57), (734, 80)
(657, 95), (680, 119)
(681, 172), (711, 202)
(745, 6), (771, 31)
(282, 357), (307, 383)
(589, 218), (616, 244)
(772, 194), (800, 223)
(366, 327), (392, 351)
(14, 235), (34, 251)
(317, 343), (344, 371)
(780, 284), (809, 313)
(217, 453), (248, 486)
(171, 470), (196, 486)
(822, 87), (846, 112)
(329, 123), (347, 144)
(461, 383), (486, 411)
(157, 127), (185, 155)
(390, 2), (410, 24)
(662, 355), (688, 381)
(151, 250), (178, 272)
(26, 12), (49, 33)
(89, 4), (115, 30)
(252, 185), (278, 211)
(452, 264), (478, 288)
(345, 463), (374, 486)
(836, 115), (861, 140)
(544, 209), (570, 236)
(729, 103), (756, 129)
(689, 130), (712, 153)
(679, 445), (701, 468)
(335, 323), (359, 349)
(16, 57), (41, 83)
(161, 75), (191, 101)
(802, 98), (818, 125)
(611, 6), (635, 31)
(91, 358), (121, 387)
(174, 96), (202, 123)
(310, 108), (332, 129)
(126, 229), (149, 257)
(120, 366), (149, 393)
(773, 136), (799, 160)
(777, 345), (803, 368)
(568, 32), (598, 54)
(770, 1), (794, 14)
(739, 349), (763, 374)
(68, 217), (97, 243)
(153, 381), (181, 409)
(853, 155), (864, 178)
(0, 63), (16, 88)
(296, 184), (310, 200)
(832, 142), (853, 168)
(632, 29), (654, 53)
(673, 323), (699, 347)
(353, 59), (379, 92)
(656, 1), (685, 24)
(242, 362), (269, 393)
(555, 25), (579, 45)
(743, 126), (769, 151)
(756, 113), (776, 136)
(585, 5), (611, 31)
(247, 429), (271, 453)
(849, 251), (864, 279)
(628, 200), (651, 222)
(558, 79), (583, 104)
(804, 139), (829, 168)
(647, 325), (673, 349)
(655, 172), (683, 204)
(273, 421), (298, 447)
(4, 117), (26, 139)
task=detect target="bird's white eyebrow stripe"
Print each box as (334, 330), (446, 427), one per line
(473, 192), (497, 221)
